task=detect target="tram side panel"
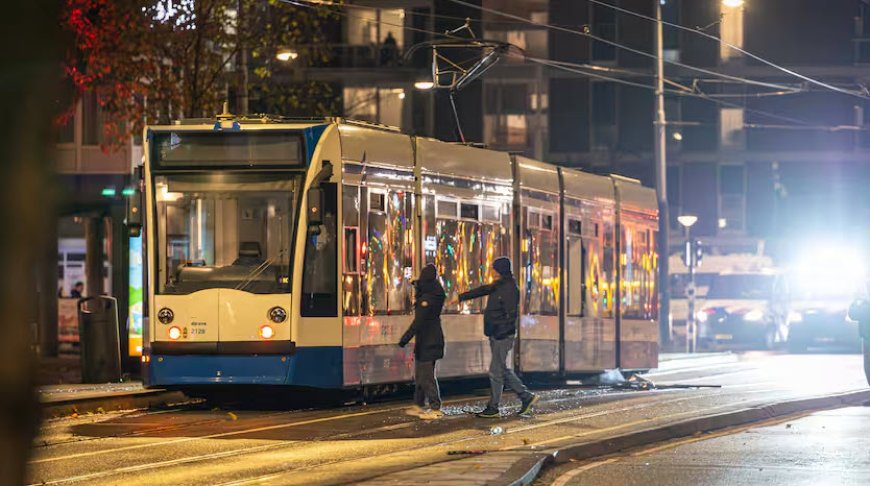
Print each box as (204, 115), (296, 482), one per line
(338, 125), (417, 387)
(614, 180), (660, 371)
(514, 157), (561, 373)
(416, 138), (514, 380)
(561, 168), (620, 373)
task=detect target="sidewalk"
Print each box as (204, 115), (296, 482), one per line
(39, 381), (186, 417)
(542, 406), (870, 485)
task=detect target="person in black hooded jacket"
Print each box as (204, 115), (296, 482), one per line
(457, 256), (538, 418)
(848, 289), (870, 387)
(399, 264), (446, 419)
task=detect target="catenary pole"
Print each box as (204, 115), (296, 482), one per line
(654, 0), (671, 348)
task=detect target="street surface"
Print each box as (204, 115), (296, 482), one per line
(28, 353), (868, 485)
(541, 406), (870, 486)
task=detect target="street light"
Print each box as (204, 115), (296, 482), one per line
(677, 215), (698, 228)
(678, 215), (699, 353)
(722, 0), (745, 7)
(276, 49), (298, 62)
(414, 80), (435, 90)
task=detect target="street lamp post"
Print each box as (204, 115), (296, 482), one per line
(678, 215), (699, 353)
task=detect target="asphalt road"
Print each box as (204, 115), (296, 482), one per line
(542, 406), (870, 486)
(27, 353), (868, 486)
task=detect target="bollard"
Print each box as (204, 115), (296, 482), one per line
(77, 296), (122, 383)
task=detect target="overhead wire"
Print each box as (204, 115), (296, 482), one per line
(286, 0), (805, 98)
(275, 0), (855, 131)
(526, 55), (815, 127)
(584, 0), (870, 100)
(445, 0), (799, 93)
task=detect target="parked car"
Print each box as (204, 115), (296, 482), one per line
(786, 291), (861, 353)
(697, 271), (790, 350)
(668, 253), (773, 345)
(784, 255), (863, 353)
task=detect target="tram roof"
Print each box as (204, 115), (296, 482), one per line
(612, 174), (657, 213)
(338, 123), (414, 169)
(416, 137), (513, 183)
(561, 167), (615, 203)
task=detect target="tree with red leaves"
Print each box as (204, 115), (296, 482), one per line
(62, 0), (340, 148)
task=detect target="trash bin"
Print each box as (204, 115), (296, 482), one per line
(78, 296), (122, 383)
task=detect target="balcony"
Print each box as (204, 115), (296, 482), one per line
(284, 43), (424, 70)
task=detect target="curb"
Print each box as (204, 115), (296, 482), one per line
(502, 388), (870, 485)
(41, 390), (188, 417)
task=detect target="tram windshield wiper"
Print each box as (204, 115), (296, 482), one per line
(235, 249), (285, 293)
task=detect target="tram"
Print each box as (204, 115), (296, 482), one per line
(133, 115), (659, 391)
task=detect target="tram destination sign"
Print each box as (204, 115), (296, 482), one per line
(150, 131), (305, 169)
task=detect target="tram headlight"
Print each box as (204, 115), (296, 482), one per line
(167, 326), (182, 340)
(259, 325), (275, 340)
(268, 306), (287, 323)
(157, 308), (174, 324)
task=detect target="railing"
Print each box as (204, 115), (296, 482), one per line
(286, 43), (423, 69)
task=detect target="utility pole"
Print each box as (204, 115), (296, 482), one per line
(236, 0), (249, 115)
(654, 0), (671, 348)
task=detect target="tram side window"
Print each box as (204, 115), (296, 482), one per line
(302, 183), (338, 317)
(365, 190), (413, 315)
(342, 185), (362, 316)
(601, 222), (615, 318)
(584, 236), (603, 318)
(621, 224), (656, 320)
(522, 206), (559, 316)
(425, 195), (510, 314)
(566, 218), (584, 317)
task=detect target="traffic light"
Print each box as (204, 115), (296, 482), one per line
(684, 239), (704, 268)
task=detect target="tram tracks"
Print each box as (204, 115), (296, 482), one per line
(29, 383), (786, 485)
(27, 387), (670, 484)
(31, 358), (743, 452)
(209, 384), (791, 486)
(29, 385), (643, 466)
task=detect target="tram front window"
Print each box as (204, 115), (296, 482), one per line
(155, 173), (297, 295)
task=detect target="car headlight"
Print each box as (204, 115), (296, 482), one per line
(268, 306), (287, 323)
(788, 311), (803, 323)
(157, 308), (174, 324)
(743, 309), (764, 322)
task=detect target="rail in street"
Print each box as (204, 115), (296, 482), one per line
(28, 353), (868, 486)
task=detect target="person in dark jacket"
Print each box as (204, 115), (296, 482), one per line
(848, 291), (870, 387)
(399, 263), (446, 420)
(458, 257), (539, 418)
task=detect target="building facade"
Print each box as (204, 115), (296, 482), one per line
(295, 0), (870, 259)
(52, 92), (140, 360)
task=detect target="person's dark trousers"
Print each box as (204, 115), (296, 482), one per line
(414, 360), (442, 410)
(488, 337), (531, 409)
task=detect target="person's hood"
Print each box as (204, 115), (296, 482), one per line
(493, 257), (512, 277)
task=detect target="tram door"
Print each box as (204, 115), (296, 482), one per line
(564, 214), (613, 373)
(564, 219), (585, 374)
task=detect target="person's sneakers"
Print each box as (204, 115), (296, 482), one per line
(419, 409), (445, 420)
(476, 407), (501, 418)
(405, 405), (425, 417)
(518, 393), (540, 417)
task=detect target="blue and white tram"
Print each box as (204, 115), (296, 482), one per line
(138, 116), (659, 390)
